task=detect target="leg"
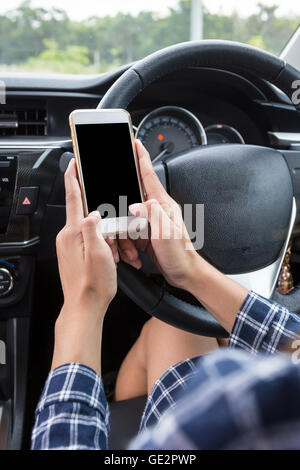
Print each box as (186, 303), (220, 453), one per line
(114, 316), (218, 401)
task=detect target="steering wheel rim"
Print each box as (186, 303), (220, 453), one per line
(98, 40), (300, 338)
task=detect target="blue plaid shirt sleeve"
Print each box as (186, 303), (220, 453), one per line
(31, 363), (109, 450)
(130, 349), (300, 450)
(31, 291), (300, 450)
(229, 290), (300, 354)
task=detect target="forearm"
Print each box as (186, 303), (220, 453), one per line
(51, 303), (105, 376)
(186, 255), (248, 333)
(186, 255), (300, 354)
(33, 304), (109, 450)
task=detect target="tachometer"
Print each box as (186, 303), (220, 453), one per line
(205, 124), (245, 145)
(136, 106), (207, 162)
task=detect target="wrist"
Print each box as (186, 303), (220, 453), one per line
(61, 295), (108, 322)
(182, 252), (211, 296)
(183, 253), (249, 333)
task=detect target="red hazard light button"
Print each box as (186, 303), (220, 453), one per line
(16, 187), (39, 215)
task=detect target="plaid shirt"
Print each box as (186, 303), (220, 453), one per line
(31, 291), (300, 450)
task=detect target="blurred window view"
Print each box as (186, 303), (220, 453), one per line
(0, 0), (299, 74)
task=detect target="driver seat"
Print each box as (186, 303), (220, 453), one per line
(108, 396), (147, 450)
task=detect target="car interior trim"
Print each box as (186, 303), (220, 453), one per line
(269, 131), (300, 146)
(228, 198), (296, 298)
(0, 236), (40, 248)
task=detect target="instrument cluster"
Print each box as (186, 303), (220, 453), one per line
(135, 106), (245, 161)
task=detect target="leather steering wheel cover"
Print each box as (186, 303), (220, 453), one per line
(99, 40), (300, 337)
(117, 262), (227, 338)
(99, 40), (300, 111)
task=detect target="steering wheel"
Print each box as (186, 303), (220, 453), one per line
(98, 40), (300, 338)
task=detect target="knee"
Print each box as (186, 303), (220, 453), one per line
(135, 317), (159, 368)
(138, 317), (164, 347)
(136, 317), (152, 352)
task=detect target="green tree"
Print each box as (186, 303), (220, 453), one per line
(26, 38), (91, 73)
(0, 0), (299, 74)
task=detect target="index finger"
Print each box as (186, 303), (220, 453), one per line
(64, 159), (84, 227)
(135, 139), (169, 203)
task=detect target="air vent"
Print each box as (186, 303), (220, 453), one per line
(0, 103), (47, 136)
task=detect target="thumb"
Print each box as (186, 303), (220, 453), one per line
(129, 199), (172, 240)
(81, 212), (104, 254)
(135, 139), (169, 202)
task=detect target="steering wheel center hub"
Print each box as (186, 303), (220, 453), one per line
(164, 144), (293, 274)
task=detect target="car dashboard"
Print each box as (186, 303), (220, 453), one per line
(1, 63), (300, 449)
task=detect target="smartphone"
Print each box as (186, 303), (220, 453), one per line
(69, 109), (147, 237)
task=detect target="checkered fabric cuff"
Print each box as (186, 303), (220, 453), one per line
(36, 363), (108, 422)
(229, 290), (300, 355)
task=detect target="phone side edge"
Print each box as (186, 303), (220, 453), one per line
(127, 113), (146, 204)
(69, 112), (89, 217)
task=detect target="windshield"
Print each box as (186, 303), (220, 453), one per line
(0, 0), (299, 74)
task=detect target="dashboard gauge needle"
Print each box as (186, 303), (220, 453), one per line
(152, 147), (168, 164)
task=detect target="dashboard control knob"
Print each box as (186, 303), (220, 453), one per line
(0, 268), (13, 297)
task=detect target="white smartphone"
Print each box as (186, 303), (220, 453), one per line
(69, 109), (147, 237)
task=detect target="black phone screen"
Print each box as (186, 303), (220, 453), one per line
(75, 122), (141, 217)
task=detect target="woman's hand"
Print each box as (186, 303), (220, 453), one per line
(57, 159), (118, 316)
(119, 141), (248, 332)
(52, 159), (118, 375)
(118, 140), (199, 291)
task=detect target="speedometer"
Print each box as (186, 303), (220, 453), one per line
(136, 106), (207, 162)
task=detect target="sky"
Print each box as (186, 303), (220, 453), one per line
(0, 0), (300, 20)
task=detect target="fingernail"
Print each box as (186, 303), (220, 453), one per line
(89, 213), (101, 223)
(129, 203), (142, 215)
